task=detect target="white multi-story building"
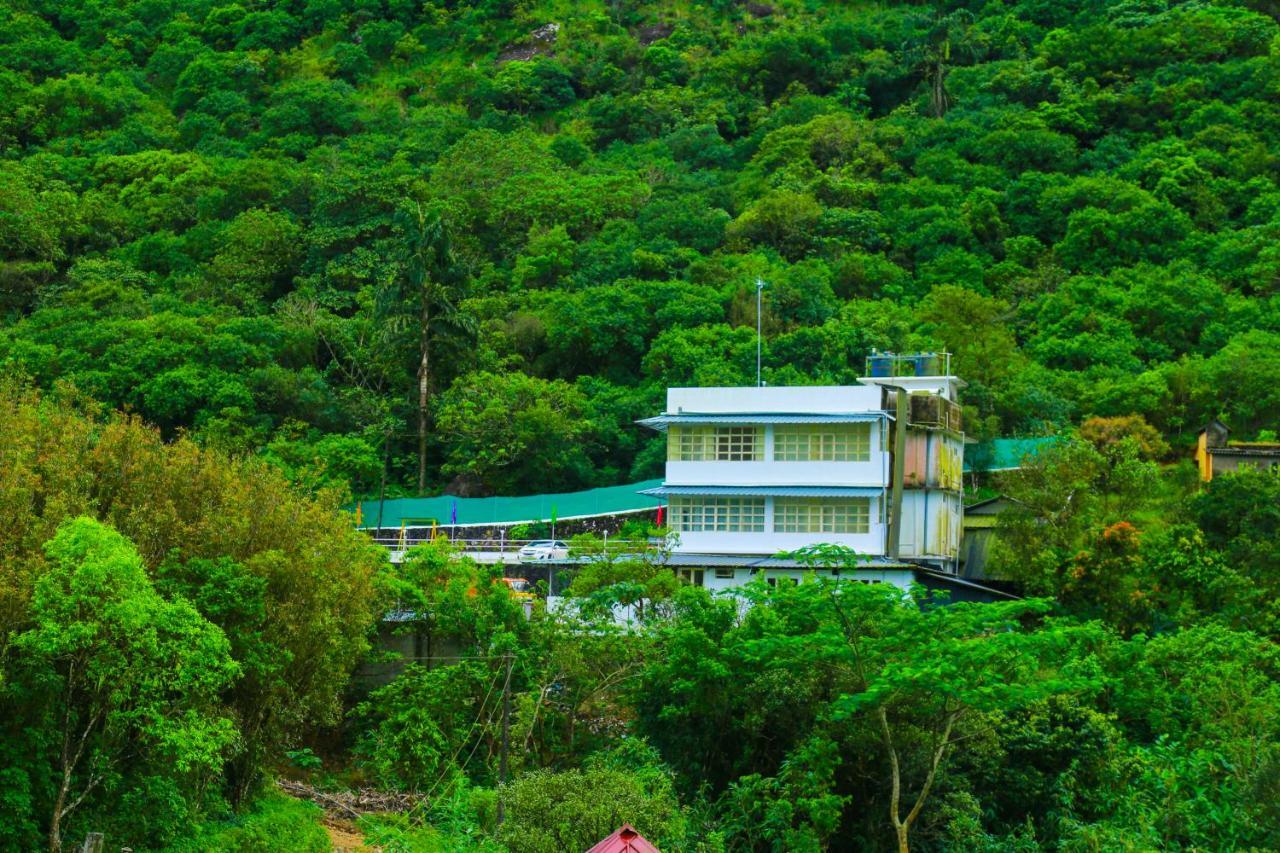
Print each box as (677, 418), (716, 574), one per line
(639, 353), (995, 597)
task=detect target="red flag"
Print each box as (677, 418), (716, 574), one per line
(655, 505), (665, 527)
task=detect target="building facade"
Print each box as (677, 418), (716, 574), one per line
(1195, 420), (1280, 482)
(639, 353), (970, 592)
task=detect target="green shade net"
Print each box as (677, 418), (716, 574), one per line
(351, 438), (1057, 528)
(356, 478), (666, 529)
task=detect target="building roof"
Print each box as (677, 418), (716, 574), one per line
(640, 485), (884, 498)
(1212, 446), (1280, 457)
(638, 412), (888, 431)
(586, 825), (659, 853)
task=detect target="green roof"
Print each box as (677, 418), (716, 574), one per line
(358, 478), (665, 529)
(353, 438), (1057, 529)
(964, 437), (1060, 473)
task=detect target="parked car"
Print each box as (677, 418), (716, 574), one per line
(501, 577), (535, 600)
(518, 540), (569, 561)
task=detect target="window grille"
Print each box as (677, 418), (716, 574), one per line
(773, 424), (871, 462)
(668, 426), (761, 461)
(669, 496), (766, 532)
(773, 498), (871, 534)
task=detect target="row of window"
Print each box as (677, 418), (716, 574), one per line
(675, 568), (884, 586)
(668, 424), (873, 462)
(668, 496), (872, 534)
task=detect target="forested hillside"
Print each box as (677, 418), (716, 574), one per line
(3, 0), (1278, 497)
(4, 3), (1280, 848)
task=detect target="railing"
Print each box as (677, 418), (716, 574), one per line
(367, 536), (654, 559)
(908, 393), (963, 433)
(865, 351), (952, 378)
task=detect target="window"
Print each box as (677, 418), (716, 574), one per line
(668, 426), (761, 461)
(773, 424), (871, 462)
(714, 568), (734, 579)
(773, 498), (871, 534)
(715, 426), (760, 461)
(669, 496), (765, 532)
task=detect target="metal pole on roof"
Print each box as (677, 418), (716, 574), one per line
(756, 278), (765, 387)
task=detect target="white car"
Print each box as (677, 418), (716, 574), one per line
(518, 540), (569, 561)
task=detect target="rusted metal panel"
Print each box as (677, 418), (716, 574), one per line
(908, 393), (963, 432)
(902, 432), (963, 490)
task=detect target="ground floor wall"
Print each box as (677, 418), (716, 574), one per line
(898, 490), (961, 561)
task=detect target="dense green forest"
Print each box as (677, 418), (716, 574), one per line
(3, 0), (1279, 497)
(3, 386), (1280, 850)
(3, 0), (1280, 850)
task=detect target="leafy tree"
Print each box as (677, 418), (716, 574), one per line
(434, 371), (593, 494)
(496, 743), (686, 853)
(9, 518), (237, 851)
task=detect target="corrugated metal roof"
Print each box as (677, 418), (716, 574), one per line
(586, 825), (660, 853)
(639, 485), (885, 498)
(638, 412), (889, 431)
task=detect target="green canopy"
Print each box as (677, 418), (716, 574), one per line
(357, 478), (665, 529)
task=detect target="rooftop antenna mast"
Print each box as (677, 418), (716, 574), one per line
(756, 278), (765, 387)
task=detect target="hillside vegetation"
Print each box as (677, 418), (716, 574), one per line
(2, 0), (1278, 497)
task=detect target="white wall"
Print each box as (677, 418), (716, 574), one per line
(664, 421), (890, 486)
(701, 567), (915, 593)
(666, 459), (888, 486)
(671, 495), (888, 556)
(667, 385), (884, 414)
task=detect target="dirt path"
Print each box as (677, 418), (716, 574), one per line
(324, 816), (373, 852)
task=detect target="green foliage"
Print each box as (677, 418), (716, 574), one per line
(3, 0), (1280, 848)
(354, 663), (490, 793)
(0, 384), (381, 843)
(495, 742), (686, 853)
(168, 793), (329, 853)
(1, 0), (1275, 498)
(6, 517), (238, 851)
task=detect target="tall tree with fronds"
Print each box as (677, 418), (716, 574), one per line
(904, 10), (980, 118)
(383, 203), (474, 493)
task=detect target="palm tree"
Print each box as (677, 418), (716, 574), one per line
(382, 203), (475, 493)
(904, 11), (980, 119)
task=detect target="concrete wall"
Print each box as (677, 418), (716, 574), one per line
(665, 421), (889, 485)
(667, 385), (884, 414)
(1210, 454), (1280, 479)
(671, 494), (886, 556)
(698, 566), (915, 592)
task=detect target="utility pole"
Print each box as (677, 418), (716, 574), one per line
(375, 426), (390, 533)
(756, 278), (765, 386)
(496, 653), (514, 826)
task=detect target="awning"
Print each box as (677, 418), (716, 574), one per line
(639, 485), (884, 498)
(637, 412), (890, 431)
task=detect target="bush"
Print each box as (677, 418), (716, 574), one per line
(495, 742), (686, 852)
(168, 793), (328, 853)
